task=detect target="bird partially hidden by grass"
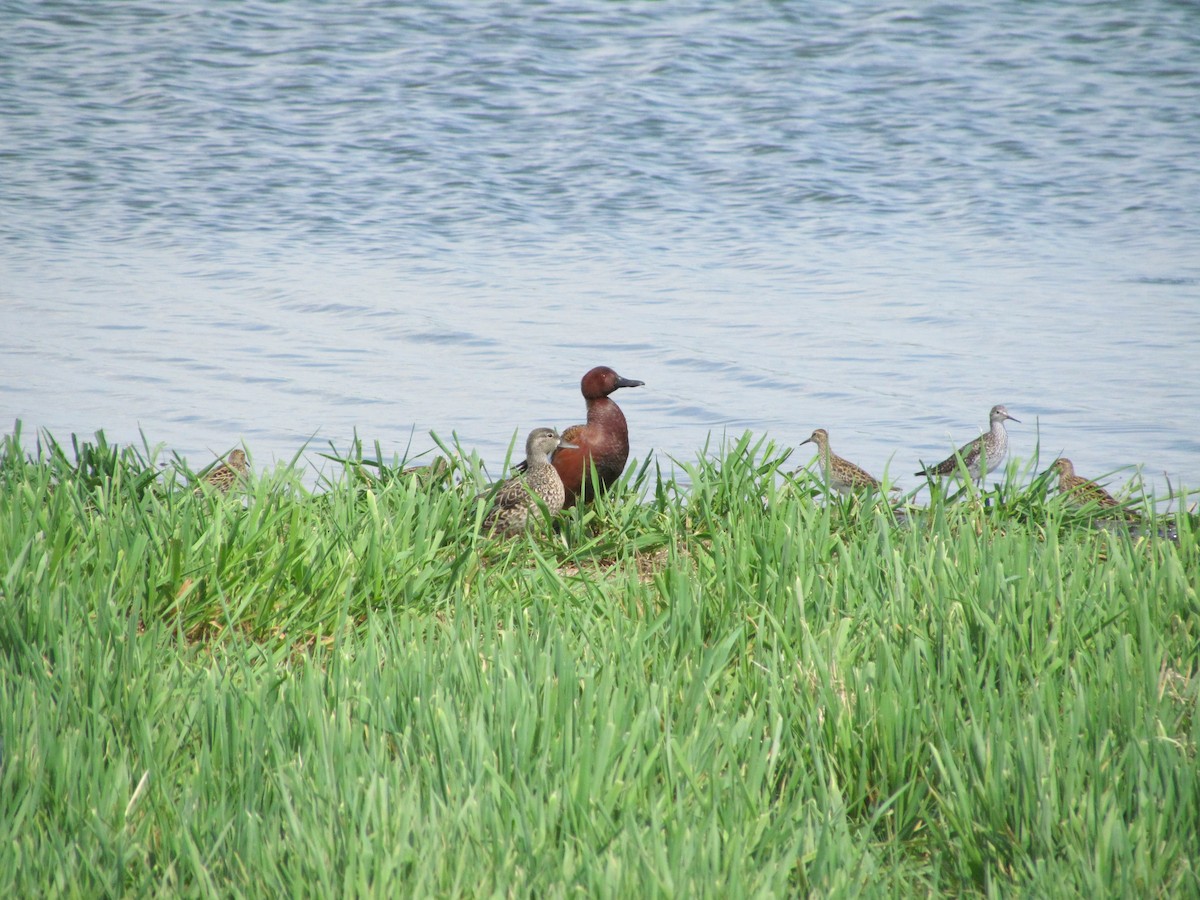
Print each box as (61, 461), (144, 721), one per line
(400, 455), (454, 488)
(916, 405), (1019, 482)
(483, 428), (577, 536)
(1049, 457), (1135, 517)
(195, 449), (249, 496)
(798, 428), (893, 495)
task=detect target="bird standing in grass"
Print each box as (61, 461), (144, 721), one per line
(799, 428), (886, 495)
(484, 428), (576, 536)
(547, 366), (644, 508)
(197, 449), (248, 495)
(916, 405), (1019, 482)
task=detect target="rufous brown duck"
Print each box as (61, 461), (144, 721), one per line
(550, 365), (644, 508)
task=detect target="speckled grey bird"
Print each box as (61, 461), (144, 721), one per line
(483, 428), (576, 536)
(1050, 458), (1120, 510)
(916, 405), (1019, 481)
(197, 449), (249, 495)
(799, 428), (885, 495)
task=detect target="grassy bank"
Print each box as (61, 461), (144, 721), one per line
(1, 427), (1197, 897)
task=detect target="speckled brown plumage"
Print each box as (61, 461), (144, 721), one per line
(799, 428), (884, 494)
(484, 428), (574, 536)
(1051, 458), (1120, 510)
(197, 449), (248, 495)
(401, 456), (453, 488)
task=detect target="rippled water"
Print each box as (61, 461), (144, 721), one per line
(2, 1), (1198, 494)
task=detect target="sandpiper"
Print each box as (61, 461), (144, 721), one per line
(402, 456), (453, 487)
(916, 405), (1019, 481)
(799, 428), (885, 495)
(483, 428), (576, 536)
(197, 449), (248, 495)
(1050, 458), (1120, 510)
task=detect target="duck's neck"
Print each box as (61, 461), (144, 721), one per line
(587, 396), (628, 434)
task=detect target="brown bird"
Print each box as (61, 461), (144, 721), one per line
(547, 365), (644, 508)
(484, 428), (576, 536)
(401, 456), (453, 487)
(799, 428), (886, 495)
(197, 449), (248, 495)
(1050, 458), (1121, 510)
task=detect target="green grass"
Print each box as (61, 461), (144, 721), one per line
(1, 425), (1197, 897)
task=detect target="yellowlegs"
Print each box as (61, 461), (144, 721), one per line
(916, 405), (1019, 481)
(484, 428), (577, 536)
(799, 428), (885, 494)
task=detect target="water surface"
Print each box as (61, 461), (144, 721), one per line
(2, 1), (1198, 495)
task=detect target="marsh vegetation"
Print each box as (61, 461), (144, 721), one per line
(1, 427), (1196, 896)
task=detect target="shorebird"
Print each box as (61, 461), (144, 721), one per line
(484, 428), (576, 536)
(1050, 458), (1121, 511)
(916, 405), (1019, 481)
(401, 456), (453, 487)
(539, 366), (644, 508)
(196, 449), (248, 495)
(799, 428), (885, 495)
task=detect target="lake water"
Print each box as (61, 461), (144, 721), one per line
(2, 0), (1198, 498)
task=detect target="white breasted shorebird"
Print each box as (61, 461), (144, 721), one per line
(1049, 458), (1122, 511)
(197, 449), (249, 495)
(916, 405), (1019, 481)
(483, 428), (577, 536)
(799, 428), (885, 495)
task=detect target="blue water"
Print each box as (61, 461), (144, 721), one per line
(2, 1), (1198, 496)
